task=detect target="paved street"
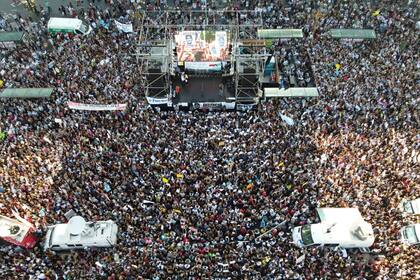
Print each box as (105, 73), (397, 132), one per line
(0, 0), (232, 20)
(0, 0), (109, 18)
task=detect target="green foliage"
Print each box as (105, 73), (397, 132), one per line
(0, 131), (6, 142)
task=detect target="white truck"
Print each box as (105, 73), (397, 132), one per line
(399, 198), (420, 215)
(47, 18), (92, 36)
(400, 224), (420, 246)
(44, 216), (118, 251)
(292, 208), (375, 249)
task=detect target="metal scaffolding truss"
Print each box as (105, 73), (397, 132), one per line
(134, 11), (173, 100)
(139, 10), (263, 31)
(136, 9), (268, 103)
(234, 52), (267, 102)
(231, 12), (268, 103)
(143, 43), (173, 99)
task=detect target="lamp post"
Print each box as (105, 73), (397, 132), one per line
(45, 0), (50, 17)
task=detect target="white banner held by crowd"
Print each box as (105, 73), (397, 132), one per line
(236, 104), (256, 111)
(67, 102), (127, 111)
(280, 113), (295, 126)
(115, 20), (133, 33)
(296, 254), (305, 264)
(146, 96), (168, 105)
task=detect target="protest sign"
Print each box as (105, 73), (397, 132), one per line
(146, 96), (168, 105)
(296, 254), (305, 264)
(280, 114), (295, 126)
(67, 102), (127, 111)
(115, 20), (133, 33)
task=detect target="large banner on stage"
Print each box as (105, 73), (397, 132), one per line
(175, 31), (229, 62)
(184, 61), (223, 72)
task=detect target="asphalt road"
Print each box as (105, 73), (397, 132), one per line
(0, 0), (109, 19)
(0, 0), (231, 20)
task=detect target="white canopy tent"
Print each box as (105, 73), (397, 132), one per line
(264, 87), (319, 98)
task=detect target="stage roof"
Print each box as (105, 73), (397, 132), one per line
(265, 87), (319, 98)
(0, 88), (54, 98)
(328, 29), (376, 39)
(257, 29), (303, 39)
(0, 31), (24, 42)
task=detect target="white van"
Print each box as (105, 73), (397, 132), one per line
(47, 18), (92, 35)
(399, 198), (420, 215)
(44, 216), (117, 251)
(400, 224), (420, 246)
(292, 208), (375, 249)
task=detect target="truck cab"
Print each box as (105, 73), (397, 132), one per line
(292, 208), (375, 249)
(44, 216), (118, 251)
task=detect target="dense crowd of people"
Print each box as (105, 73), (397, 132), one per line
(0, 0), (419, 279)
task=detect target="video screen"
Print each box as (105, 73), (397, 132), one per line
(175, 31), (229, 62)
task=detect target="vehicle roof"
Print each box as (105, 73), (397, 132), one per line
(409, 198), (420, 214)
(0, 88), (54, 99)
(311, 220), (375, 247)
(49, 221), (116, 246)
(47, 18), (82, 29)
(0, 32), (24, 42)
(316, 208), (363, 223)
(50, 224), (68, 245)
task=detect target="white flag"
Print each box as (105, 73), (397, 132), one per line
(115, 20), (133, 33)
(296, 254), (305, 264)
(280, 114), (295, 126)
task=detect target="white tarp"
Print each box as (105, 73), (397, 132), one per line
(67, 102), (127, 111)
(115, 20), (133, 33)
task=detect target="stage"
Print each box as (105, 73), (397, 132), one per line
(142, 26), (319, 110)
(173, 75), (235, 104)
